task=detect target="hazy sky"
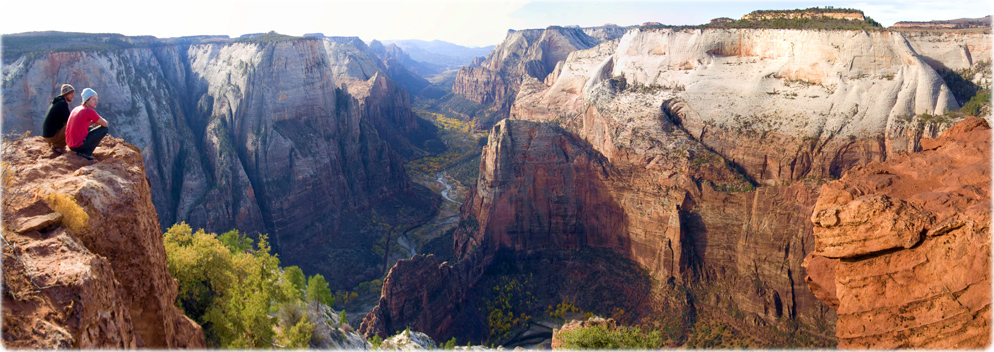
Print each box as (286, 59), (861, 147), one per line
(1, 0), (991, 47)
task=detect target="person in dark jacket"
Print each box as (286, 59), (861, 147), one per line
(42, 84), (75, 154)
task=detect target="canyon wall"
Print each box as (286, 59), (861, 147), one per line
(514, 28), (969, 184)
(2, 136), (204, 348)
(1, 35), (438, 285)
(902, 31), (992, 72)
(363, 118), (835, 344)
(365, 27), (987, 345)
(804, 117), (991, 348)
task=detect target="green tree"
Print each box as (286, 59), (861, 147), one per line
(284, 266), (307, 293)
(164, 223), (304, 348)
(164, 223), (236, 346)
(218, 229), (253, 253)
(306, 274), (334, 306)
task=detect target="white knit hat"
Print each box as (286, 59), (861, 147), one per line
(80, 88), (97, 104)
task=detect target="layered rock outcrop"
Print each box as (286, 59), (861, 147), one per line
(741, 9), (865, 21)
(1, 136), (204, 348)
(804, 117), (991, 348)
(2, 34), (438, 287)
(513, 28), (973, 184)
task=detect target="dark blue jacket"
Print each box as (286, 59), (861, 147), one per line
(43, 95), (71, 138)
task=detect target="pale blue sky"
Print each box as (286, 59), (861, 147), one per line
(1, 0), (991, 47)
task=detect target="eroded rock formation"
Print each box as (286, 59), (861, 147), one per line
(1, 136), (204, 348)
(804, 117), (991, 348)
(452, 26), (627, 127)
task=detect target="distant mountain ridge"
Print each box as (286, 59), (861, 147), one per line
(380, 39), (495, 72)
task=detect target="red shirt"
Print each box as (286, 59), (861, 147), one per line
(65, 106), (100, 148)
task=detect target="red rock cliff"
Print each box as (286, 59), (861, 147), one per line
(363, 119), (837, 345)
(2, 136), (204, 348)
(804, 117), (991, 348)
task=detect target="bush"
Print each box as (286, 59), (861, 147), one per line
(274, 301), (314, 348)
(43, 193), (89, 234)
(555, 323), (663, 349)
(443, 337), (458, 349)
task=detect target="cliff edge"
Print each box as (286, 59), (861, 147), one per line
(804, 117), (991, 348)
(1, 136), (204, 348)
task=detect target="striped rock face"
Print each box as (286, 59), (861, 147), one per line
(805, 117), (991, 348)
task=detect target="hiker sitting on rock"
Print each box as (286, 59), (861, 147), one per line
(41, 84), (75, 154)
(65, 88), (109, 161)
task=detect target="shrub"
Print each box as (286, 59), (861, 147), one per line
(443, 337), (458, 349)
(274, 301), (314, 348)
(43, 193), (89, 234)
(555, 324), (663, 349)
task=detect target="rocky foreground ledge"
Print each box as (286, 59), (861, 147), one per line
(1, 136), (204, 348)
(803, 117), (991, 348)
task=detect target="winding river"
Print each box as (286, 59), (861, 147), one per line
(437, 173), (461, 204)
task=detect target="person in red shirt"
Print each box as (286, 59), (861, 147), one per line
(65, 88), (109, 160)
